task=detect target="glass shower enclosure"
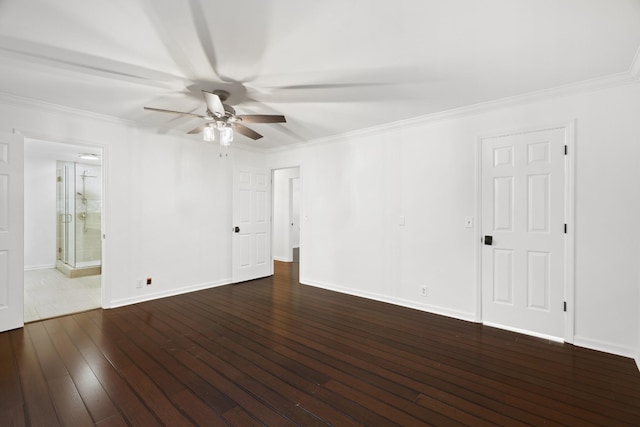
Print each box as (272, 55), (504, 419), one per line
(56, 161), (102, 277)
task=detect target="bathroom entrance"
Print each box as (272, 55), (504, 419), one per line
(24, 139), (103, 322)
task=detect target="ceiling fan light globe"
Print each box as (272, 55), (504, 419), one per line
(203, 126), (215, 142)
(220, 127), (233, 146)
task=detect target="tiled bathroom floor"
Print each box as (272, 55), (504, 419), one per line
(24, 268), (101, 322)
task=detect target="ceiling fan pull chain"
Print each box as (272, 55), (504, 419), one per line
(219, 143), (229, 158)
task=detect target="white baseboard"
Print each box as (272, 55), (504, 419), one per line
(273, 256), (292, 262)
(24, 264), (56, 271)
(299, 277), (476, 323)
(107, 278), (231, 309)
(483, 321), (564, 343)
(573, 335), (636, 359)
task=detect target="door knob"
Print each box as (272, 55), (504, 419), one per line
(233, 226), (240, 233)
(484, 235), (493, 245)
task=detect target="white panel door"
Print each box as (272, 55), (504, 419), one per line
(481, 128), (565, 339)
(0, 132), (24, 332)
(232, 167), (271, 283)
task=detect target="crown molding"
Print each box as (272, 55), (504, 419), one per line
(3, 65), (639, 156)
(0, 91), (138, 127)
(0, 92), (280, 153)
(286, 70), (640, 152)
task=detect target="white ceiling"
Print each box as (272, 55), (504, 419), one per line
(1, 0), (639, 150)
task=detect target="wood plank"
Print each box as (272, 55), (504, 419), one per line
(59, 314), (162, 427)
(8, 328), (61, 427)
(0, 404), (26, 427)
(0, 332), (24, 411)
(205, 278), (634, 424)
(42, 318), (121, 424)
(47, 375), (95, 427)
(2, 261), (640, 426)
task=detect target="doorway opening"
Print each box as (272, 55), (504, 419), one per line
(24, 138), (103, 322)
(272, 167), (301, 268)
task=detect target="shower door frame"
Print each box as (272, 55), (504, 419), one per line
(56, 161), (102, 270)
(57, 161), (76, 268)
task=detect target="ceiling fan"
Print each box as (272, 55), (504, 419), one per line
(144, 89), (286, 144)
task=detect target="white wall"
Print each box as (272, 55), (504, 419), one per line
(273, 167), (300, 262)
(6, 78), (640, 361)
(268, 81), (640, 358)
(1, 96), (265, 308)
(24, 155), (56, 269)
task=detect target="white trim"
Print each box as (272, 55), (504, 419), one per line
(476, 123), (575, 343)
(573, 335), (636, 360)
(18, 128), (108, 311)
(300, 278), (477, 323)
(474, 133), (483, 323)
(108, 278), (231, 309)
(0, 92), (271, 153)
(270, 164), (303, 276)
(563, 120), (577, 344)
(1, 92), (134, 126)
(3, 69), (639, 155)
(272, 71), (640, 154)
(483, 321), (564, 343)
(24, 264), (56, 271)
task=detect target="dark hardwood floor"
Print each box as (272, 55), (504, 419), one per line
(2, 261), (640, 426)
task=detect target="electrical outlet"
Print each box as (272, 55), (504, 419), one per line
(146, 277), (152, 286)
(136, 279), (144, 289)
(421, 286), (428, 297)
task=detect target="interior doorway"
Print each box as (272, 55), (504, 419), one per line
(272, 167), (301, 266)
(23, 138), (103, 322)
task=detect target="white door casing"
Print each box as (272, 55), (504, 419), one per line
(481, 127), (566, 340)
(232, 167), (271, 283)
(0, 132), (24, 332)
(291, 177), (301, 249)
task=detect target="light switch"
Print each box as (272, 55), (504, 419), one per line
(399, 215), (405, 226)
(464, 216), (473, 228)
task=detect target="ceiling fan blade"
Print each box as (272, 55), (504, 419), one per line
(144, 106), (204, 118)
(202, 91), (225, 116)
(236, 114), (286, 124)
(232, 123), (263, 140)
(187, 125), (205, 135)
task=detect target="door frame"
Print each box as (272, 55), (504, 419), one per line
(270, 165), (302, 275)
(17, 128), (108, 310)
(475, 121), (576, 343)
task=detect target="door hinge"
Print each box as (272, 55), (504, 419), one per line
(564, 224), (567, 234)
(564, 145), (568, 155)
(564, 301), (567, 312)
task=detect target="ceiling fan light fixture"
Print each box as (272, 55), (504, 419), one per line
(203, 125), (215, 142)
(220, 126), (233, 147)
